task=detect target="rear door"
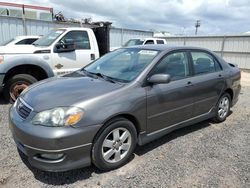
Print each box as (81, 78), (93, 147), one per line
(52, 30), (94, 75)
(146, 51), (195, 133)
(188, 50), (225, 116)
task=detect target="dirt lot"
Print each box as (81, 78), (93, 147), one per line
(0, 72), (249, 188)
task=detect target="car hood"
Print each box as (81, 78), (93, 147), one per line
(21, 75), (124, 112)
(0, 45), (48, 54)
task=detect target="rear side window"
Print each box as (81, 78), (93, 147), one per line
(144, 40), (154, 45)
(191, 51), (221, 75)
(156, 40), (164, 44)
(16, 38), (38, 45)
(59, 31), (90, 49)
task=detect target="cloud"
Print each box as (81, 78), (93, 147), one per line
(6, 0), (250, 35)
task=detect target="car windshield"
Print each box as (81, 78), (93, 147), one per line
(84, 48), (159, 83)
(124, 39), (144, 47)
(1, 38), (15, 46)
(33, 29), (65, 46)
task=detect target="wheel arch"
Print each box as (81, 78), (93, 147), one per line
(92, 113), (142, 145)
(2, 56), (54, 85)
(224, 88), (234, 101)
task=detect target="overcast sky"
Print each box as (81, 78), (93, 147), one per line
(7, 0), (250, 35)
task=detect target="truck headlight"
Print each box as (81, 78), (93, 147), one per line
(32, 107), (84, 127)
(0, 55), (4, 64)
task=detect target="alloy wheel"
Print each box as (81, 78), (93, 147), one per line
(101, 127), (132, 163)
(218, 96), (229, 119)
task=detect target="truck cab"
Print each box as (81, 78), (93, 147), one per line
(0, 25), (111, 102)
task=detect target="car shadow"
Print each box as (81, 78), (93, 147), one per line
(134, 120), (212, 156)
(0, 93), (8, 105)
(17, 118), (223, 186)
(18, 149), (99, 185)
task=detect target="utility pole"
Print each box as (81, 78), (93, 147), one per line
(195, 20), (201, 35)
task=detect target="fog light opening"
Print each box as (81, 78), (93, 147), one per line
(40, 153), (64, 160)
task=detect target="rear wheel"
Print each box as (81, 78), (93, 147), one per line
(4, 74), (37, 103)
(213, 93), (231, 123)
(92, 118), (137, 171)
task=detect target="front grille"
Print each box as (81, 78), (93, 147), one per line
(16, 98), (32, 119)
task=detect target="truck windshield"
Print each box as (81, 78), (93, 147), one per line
(84, 48), (159, 83)
(33, 29), (65, 46)
(1, 38), (15, 46)
(124, 39), (144, 47)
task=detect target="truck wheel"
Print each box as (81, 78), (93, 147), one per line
(92, 118), (137, 171)
(4, 74), (37, 103)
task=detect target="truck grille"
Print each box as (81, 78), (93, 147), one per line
(16, 98), (32, 119)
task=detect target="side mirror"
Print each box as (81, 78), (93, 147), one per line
(147, 74), (171, 84)
(54, 42), (76, 53)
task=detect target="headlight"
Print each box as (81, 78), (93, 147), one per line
(32, 107), (84, 127)
(0, 55), (4, 64)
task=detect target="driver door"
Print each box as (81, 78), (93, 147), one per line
(52, 30), (94, 75)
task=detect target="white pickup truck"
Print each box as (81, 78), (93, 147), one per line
(0, 24), (111, 102)
(124, 38), (167, 46)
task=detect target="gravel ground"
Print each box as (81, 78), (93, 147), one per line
(0, 72), (249, 188)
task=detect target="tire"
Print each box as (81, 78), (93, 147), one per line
(4, 74), (37, 103)
(213, 93), (231, 123)
(92, 118), (137, 171)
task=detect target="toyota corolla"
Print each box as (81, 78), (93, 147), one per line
(9, 45), (241, 172)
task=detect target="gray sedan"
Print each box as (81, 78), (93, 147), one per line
(9, 45), (241, 172)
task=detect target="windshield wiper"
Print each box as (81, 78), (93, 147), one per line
(93, 72), (117, 83)
(81, 69), (125, 83)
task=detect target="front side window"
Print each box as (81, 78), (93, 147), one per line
(84, 48), (159, 82)
(191, 51), (221, 75)
(59, 31), (90, 49)
(144, 40), (154, 45)
(151, 52), (190, 81)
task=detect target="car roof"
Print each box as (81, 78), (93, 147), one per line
(128, 38), (166, 41)
(124, 44), (212, 52)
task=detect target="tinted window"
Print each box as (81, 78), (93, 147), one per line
(59, 31), (90, 49)
(156, 40), (164, 44)
(145, 40), (154, 44)
(16, 38), (38, 45)
(191, 52), (221, 75)
(151, 52), (190, 81)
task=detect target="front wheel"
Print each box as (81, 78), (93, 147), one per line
(92, 118), (137, 171)
(4, 74), (37, 103)
(213, 93), (231, 123)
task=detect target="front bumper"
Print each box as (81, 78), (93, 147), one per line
(9, 105), (102, 172)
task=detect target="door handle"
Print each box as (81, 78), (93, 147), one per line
(218, 74), (223, 79)
(90, 53), (95, 60)
(186, 81), (193, 87)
